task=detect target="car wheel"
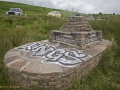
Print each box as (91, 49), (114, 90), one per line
(18, 14), (20, 16)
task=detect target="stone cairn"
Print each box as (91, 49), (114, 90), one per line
(49, 16), (102, 49)
(4, 15), (111, 90)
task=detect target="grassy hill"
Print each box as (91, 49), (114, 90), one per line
(0, 1), (120, 90)
(0, 1), (71, 17)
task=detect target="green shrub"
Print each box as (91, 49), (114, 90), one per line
(38, 28), (47, 33)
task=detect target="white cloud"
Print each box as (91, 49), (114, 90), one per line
(50, 0), (95, 13)
(2, 0), (120, 14)
(82, 3), (94, 13)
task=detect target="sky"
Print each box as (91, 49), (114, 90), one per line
(2, 0), (120, 14)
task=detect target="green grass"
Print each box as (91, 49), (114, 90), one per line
(0, 1), (71, 17)
(0, 1), (120, 90)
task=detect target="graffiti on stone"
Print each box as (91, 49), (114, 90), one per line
(18, 43), (91, 65)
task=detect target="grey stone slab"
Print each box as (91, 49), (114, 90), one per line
(4, 52), (17, 58)
(22, 62), (41, 76)
(84, 39), (112, 57)
(40, 63), (62, 74)
(4, 55), (18, 64)
(83, 49), (100, 57)
(9, 60), (27, 71)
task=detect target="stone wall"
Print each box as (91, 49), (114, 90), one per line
(4, 40), (112, 90)
(4, 51), (102, 90)
(49, 30), (102, 50)
(60, 16), (93, 32)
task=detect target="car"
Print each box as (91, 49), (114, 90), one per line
(6, 8), (23, 16)
(47, 11), (61, 18)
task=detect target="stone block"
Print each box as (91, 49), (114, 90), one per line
(31, 81), (38, 86)
(22, 62), (41, 76)
(48, 82), (60, 86)
(41, 77), (54, 83)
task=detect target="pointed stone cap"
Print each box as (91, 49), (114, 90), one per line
(60, 16), (93, 32)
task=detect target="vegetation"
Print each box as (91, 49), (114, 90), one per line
(0, 1), (71, 17)
(0, 1), (120, 90)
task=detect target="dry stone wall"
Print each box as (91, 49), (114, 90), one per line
(60, 16), (93, 32)
(4, 40), (112, 90)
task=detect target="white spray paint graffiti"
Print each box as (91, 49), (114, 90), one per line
(18, 43), (91, 65)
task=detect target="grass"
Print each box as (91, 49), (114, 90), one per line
(0, 1), (71, 17)
(0, 1), (120, 90)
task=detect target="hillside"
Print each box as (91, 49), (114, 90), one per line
(0, 1), (120, 90)
(0, 1), (71, 17)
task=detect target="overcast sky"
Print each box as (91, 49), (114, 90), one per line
(2, 0), (120, 14)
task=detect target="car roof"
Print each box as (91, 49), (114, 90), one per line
(10, 8), (21, 9)
(51, 11), (59, 12)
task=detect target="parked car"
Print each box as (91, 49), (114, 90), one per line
(6, 8), (23, 16)
(47, 11), (61, 18)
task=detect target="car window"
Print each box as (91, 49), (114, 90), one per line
(9, 8), (21, 12)
(18, 9), (21, 12)
(9, 8), (16, 11)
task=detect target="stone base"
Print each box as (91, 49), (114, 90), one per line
(4, 39), (112, 90)
(49, 30), (102, 50)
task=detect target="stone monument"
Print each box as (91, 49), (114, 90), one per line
(49, 16), (102, 49)
(4, 15), (111, 90)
